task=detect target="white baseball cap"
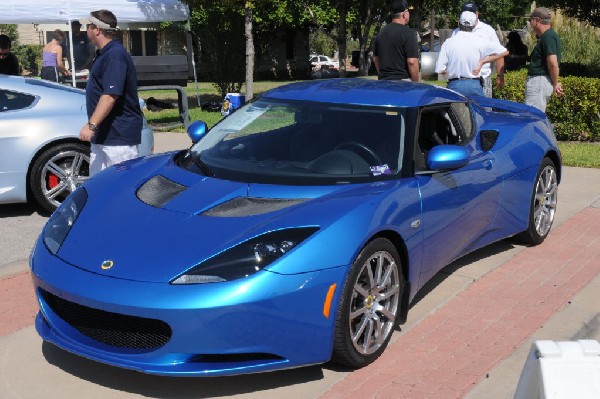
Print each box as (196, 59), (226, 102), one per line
(460, 11), (477, 27)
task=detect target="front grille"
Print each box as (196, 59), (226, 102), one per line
(41, 290), (172, 350)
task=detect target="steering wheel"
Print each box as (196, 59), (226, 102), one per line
(335, 141), (382, 165)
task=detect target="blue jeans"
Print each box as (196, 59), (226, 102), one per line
(448, 79), (484, 97)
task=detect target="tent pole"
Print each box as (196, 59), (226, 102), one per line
(187, 19), (200, 107)
(67, 20), (76, 87)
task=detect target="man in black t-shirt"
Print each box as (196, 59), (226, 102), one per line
(0, 35), (20, 76)
(373, 0), (419, 81)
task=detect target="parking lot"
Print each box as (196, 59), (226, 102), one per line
(1, 134), (599, 398)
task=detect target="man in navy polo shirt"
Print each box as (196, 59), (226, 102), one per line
(78, 9), (142, 176)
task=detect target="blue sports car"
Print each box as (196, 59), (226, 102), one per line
(31, 79), (560, 376)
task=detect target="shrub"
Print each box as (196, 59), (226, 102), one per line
(13, 44), (43, 76)
(494, 70), (600, 141)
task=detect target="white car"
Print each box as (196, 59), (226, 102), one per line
(309, 55), (339, 69)
(0, 74), (154, 213)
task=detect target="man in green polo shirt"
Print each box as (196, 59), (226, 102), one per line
(525, 7), (563, 112)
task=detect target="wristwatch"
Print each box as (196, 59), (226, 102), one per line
(88, 122), (98, 132)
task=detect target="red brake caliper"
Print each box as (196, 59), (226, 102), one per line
(48, 174), (60, 189)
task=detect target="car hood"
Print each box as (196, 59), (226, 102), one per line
(56, 152), (394, 282)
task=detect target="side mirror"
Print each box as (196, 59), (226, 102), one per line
(187, 120), (208, 144)
(426, 145), (469, 171)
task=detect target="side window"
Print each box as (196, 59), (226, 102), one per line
(448, 102), (474, 143)
(415, 105), (467, 170)
(0, 90), (36, 112)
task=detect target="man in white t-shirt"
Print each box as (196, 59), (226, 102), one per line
(450, 2), (505, 97)
(436, 11), (508, 97)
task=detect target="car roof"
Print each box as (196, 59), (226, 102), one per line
(1, 74), (84, 96)
(262, 78), (466, 108)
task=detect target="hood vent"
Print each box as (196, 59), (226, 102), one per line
(137, 175), (187, 208)
(202, 197), (308, 217)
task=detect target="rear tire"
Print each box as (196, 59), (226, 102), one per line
(29, 142), (90, 214)
(514, 157), (558, 245)
(332, 238), (404, 368)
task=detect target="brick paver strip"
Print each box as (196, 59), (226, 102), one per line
(0, 271), (37, 337)
(320, 207), (600, 399)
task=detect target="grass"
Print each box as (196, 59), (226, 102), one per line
(558, 142), (600, 168)
(139, 81), (300, 131)
(142, 80), (600, 169)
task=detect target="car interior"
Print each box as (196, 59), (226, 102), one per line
(289, 107), (402, 173)
(414, 104), (472, 171)
(207, 106), (404, 177)
(0, 90), (36, 112)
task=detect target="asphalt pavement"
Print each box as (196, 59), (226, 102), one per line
(0, 133), (599, 398)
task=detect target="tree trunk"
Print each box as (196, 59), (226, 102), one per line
(337, 0), (348, 77)
(244, 2), (255, 101)
(357, 0), (375, 76)
(429, 9), (435, 51)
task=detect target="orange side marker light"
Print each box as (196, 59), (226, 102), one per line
(323, 283), (337, 318)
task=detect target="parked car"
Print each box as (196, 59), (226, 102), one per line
(309, 54), (339, 69)
(0, 74), (154, 213)
(32, 79), (560, 376)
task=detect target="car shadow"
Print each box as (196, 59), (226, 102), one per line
(42, 342), (327, 397)
(409, 238), (520, 308)
(0, 203), (45, 218)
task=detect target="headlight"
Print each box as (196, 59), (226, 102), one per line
(43, 187), (88, 255)
(171, 227), (319, 284)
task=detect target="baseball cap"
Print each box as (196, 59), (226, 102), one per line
(391, 0), (413, 13)
(529, 7), (552, 20)
(460, 11), (478, 27)
(461, 2), (478, 13)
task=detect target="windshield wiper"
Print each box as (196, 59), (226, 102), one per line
(185, 149), (214, 177)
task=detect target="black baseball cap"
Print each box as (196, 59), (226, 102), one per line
(461, 2), (478, 13)
(391, 0), (413, 13)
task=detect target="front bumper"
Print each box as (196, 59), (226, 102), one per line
(31, 238), (348, 376)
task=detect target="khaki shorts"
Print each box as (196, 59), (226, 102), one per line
(525, 75), (553, 112)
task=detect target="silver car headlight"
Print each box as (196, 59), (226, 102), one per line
(171, 227), (319, 284)
(43, 187), (88, 255)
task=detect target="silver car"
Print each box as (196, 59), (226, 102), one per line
(0, 74), (153, 213)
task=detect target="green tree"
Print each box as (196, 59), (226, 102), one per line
(537, 0), (600, 27)
(0, 24), (19, 44)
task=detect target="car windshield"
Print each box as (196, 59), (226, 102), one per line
(185, 99), (406, 185)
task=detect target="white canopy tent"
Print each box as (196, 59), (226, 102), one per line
(0, 0), (197, 94)
(0, 1), (189, 24)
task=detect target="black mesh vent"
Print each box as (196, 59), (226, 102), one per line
(480, 130), (500, 152)
(41, 290), (172, 350)
(136, 175), (187, 208)
(202, 197), (308, 217)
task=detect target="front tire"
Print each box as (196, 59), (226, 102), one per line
(29, 142), (90, 214)
(332, 238), (404, 368)
(515, 157), (558, 245)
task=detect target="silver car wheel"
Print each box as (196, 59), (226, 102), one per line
(349, 250), (400, 355)
(41, 150), (89, 208)
(534, 165), (557, 237)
